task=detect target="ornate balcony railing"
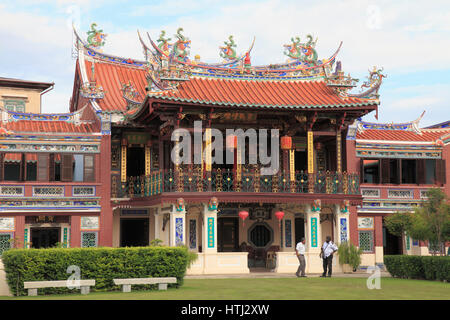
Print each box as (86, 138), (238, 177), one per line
(111, 168), (360, 199)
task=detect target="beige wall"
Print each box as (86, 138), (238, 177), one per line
(0, 87), (43, 113)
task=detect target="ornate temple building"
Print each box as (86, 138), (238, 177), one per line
(3, 23), (445, 274)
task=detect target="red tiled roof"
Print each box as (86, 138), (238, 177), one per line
(84, 60), (147, 112)
(356, 129), (450, 142)
(2, 120), (96, 133)
(150, 77), (377, 109)
(83, 59), (377, 112)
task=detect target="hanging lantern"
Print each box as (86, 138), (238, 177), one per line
(239, 210), (249, 227)
(280, 136), (292, 150)
(226, 135), (237, 150)
(275, 211), (285, 228)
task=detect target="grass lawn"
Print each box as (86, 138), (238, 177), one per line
(1, 277), (449, 300)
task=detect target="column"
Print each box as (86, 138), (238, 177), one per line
(305, 203), (322, 273)
(336, 130), (342, 173)
(120, 139), (127, 183)
(145, 142), (151, 176)
(169, 199), (186, 247)
(305, 203), (321, 253)
(71, 216), (81, 248)
(307, 131), (314, 193)
(15, 216), (25, 249)
(154, 206), (160, 241)
(202, 202), (217, 253)
(333, 203), (350, 245)
(374, 216), (383, 265)
(282, 213), (294, 251)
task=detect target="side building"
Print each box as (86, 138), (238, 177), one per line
(0, 106), (109, 252)
(346, 116), (450, 265)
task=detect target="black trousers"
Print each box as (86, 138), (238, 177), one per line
(322, 255), (333, 276)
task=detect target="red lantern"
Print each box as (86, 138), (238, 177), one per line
(226, 135), (237, 150)
(275, 211), (285, 228)
(239, 210), (249, 227)
(281, 136), (292, 150)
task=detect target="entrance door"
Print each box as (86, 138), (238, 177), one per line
(295, 151), (307, 172)
(383, 226), (402, 255)
(120, 218), (149, 247)
(31, 228), (60, 248)
(127, 147), (145, 177)
(294, 218), (305, 246)
(218, 218), (239, 252)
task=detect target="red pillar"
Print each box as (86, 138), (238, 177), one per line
(15, 216), (25, 249)
(374, 216), (383, 247)
(349, 205), (358, 246)
(345, 139), (358, 173)
(71, 216), (81, 248)
(99, 134), (113, 246)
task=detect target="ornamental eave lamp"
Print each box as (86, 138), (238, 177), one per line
(239, 210), (249, 227)
(275, 211), (285, 229)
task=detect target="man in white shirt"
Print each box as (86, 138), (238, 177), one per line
(295, 237), (307, 277)
(320, 236), (338, 277)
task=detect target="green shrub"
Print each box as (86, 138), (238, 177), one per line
(2, 246), (197, 296)
(384, 255), (449, 282)
(338, 242), (363, 270)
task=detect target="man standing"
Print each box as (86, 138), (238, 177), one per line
(295, 237), (307, 277)
(320, 236), (338, 277)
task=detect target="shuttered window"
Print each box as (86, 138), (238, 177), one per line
(61, 154), (73, 182)
(84, 155), (95, 182)
(37, 154), (48, 181)
(381, 159), (390, 184)
(436, 159), (446, 186)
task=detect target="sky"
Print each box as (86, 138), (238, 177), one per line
(0, 0), (449, 127)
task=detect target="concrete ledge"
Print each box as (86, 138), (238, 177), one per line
(113, 277), (176, 292)
(113, 277), (176, 285)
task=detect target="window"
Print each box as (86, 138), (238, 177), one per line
(4, 156), (21, 181)
(37, 154), (48, 181)
(425, 159), (436, 184)
(363, 159), (379, 183)
(61, 154), (73, 182)
(81, 232), (98, 248)
(401, 159), (416, 184)
(389, 159), (400, 184)
(358, 230), (374, 252)
(0, 233), (12, 256)
(3, 98), (26, 112)
(84, 155), (95, 182)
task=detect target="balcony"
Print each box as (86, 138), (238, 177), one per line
(112, 169), (360, 199)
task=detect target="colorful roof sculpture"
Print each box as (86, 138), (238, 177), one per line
(73, 24), (383, 117)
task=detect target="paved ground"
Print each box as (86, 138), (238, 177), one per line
(185, 268), (391, 279)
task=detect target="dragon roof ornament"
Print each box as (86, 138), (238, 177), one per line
(283, 34), (318, 65)
(86, 23), (107, 50)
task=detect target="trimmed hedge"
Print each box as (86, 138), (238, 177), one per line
(2, 246), (196, 296)
(384, 255), (450, 282)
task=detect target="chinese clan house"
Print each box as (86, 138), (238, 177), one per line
(0, 24), (384, 275)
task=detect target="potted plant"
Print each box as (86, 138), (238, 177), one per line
(337, 241), (363, 273)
